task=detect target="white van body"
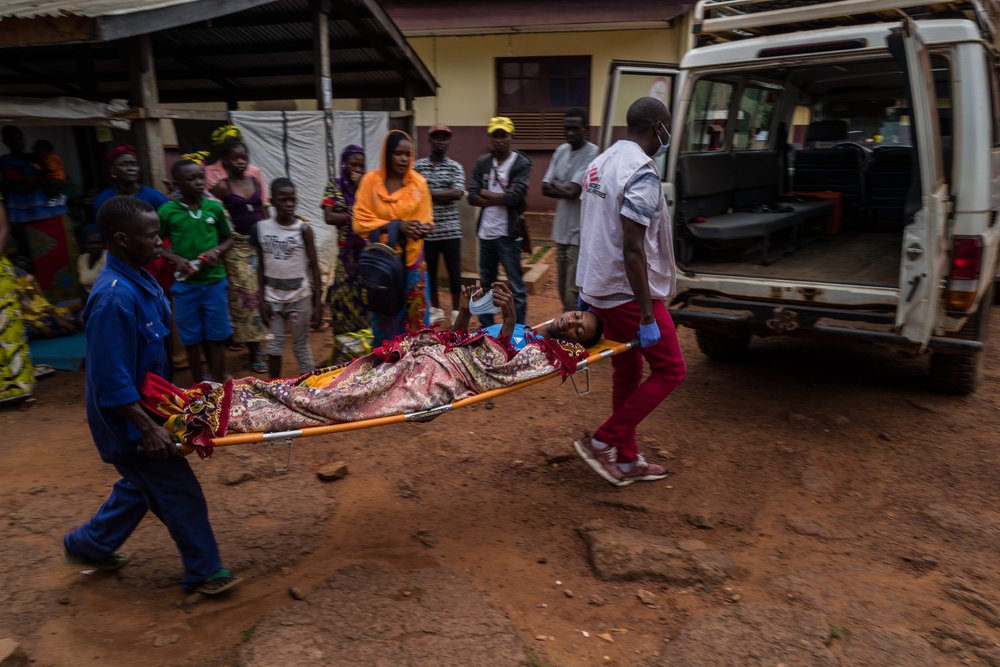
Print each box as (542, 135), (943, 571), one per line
(603, 0), (1000, 393)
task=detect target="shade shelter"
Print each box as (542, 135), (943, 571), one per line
(0, 0), (437, 189)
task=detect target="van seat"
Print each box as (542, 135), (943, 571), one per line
(792, 121), (868, 222)
(866, 146), (912, 231)
(677, 152), (831, 264)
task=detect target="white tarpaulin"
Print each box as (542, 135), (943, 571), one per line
(0, 96), (131, 128)
(329, 110), (390, 176)
(230, 110), (390, 288)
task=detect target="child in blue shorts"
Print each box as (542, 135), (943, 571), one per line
(159, 159), (234, 382)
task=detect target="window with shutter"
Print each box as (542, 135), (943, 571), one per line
(496, 56), (591, 149)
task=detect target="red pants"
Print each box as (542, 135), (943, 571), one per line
(593, 299), (686, 462)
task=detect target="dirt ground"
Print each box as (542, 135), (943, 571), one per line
(4, 253), (1000, 666)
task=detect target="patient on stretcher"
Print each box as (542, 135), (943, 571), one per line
(142, 285), (599, 456)
(454, 281), (603, 351)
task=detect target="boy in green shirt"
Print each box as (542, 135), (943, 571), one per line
(159, 159), (234, 382)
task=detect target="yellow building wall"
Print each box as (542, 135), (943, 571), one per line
(409, 29), (681, 127)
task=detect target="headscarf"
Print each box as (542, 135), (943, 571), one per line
(106, 143), (137, 167)
(180, 150), (209, 165)
(338, 144), (365, 209)
(352, 130), (432, 267)
(210, 124), (242, 148)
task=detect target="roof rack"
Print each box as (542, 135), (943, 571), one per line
(693, 0), (999, 46)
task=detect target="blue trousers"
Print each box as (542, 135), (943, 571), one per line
(478, 236), (527, 326)
(64, 455), (222, 591)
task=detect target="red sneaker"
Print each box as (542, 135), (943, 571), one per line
(616, 454), (669, 486)
(573, 434), (627, 486)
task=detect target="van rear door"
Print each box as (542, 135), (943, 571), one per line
(893, 18), (949, 346)
(600, 61), (679, 152)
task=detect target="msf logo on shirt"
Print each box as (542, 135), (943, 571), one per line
(260, 234), (300, 260)
(584, 165), (606, 199)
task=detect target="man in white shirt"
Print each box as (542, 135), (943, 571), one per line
(468, 117), (532, 325)
(542, 107), (598, 311)
(573, 97), (686, 487)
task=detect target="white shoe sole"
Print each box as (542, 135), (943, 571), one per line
(573, 440), (630, 487)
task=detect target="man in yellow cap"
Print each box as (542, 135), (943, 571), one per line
(467, 116), (532, 325)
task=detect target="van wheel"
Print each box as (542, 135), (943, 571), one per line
(929, 351), (982, 395)
(695, 329), (750, 361)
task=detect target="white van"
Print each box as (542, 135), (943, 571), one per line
(602, 0), (1000, 393)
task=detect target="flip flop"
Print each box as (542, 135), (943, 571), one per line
(195, 569), (242, 596)
(33, 364), (56, 379)
(64, 549), (131, 571)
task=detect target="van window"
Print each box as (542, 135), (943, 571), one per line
(733, 85), (779, 150)
(683, 79), (734, 152)
(789, 105), (811, 148)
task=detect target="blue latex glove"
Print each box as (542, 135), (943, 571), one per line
(638, 320), (660, 348)
(577, 295), (591, 312)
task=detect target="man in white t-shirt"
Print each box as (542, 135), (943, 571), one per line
(542, 107), (598, 312)
(572, 97), (686, 487)
(468, 116), (532, 325)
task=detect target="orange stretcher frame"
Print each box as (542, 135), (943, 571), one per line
(206, 337), (637, 450)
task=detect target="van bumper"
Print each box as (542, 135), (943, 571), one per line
(670, 295), (982, 353)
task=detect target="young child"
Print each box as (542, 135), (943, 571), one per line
(33, 139), (67, 207)
(77, 224), (106, 296)
(159, 159), (234, 383)
(255, 178), (322, 378)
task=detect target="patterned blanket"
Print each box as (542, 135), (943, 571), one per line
(142, 329), (585, 458)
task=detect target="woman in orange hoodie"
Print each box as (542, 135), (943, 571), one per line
(352, 130), (434, 344)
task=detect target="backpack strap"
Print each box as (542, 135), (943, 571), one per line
(370, 220), (408, 258)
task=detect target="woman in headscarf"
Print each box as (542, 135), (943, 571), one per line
(352, 130), (433, 345)
(210, 140), (268, 373)
(0, 125), (77, 301)
(0, 197), (35, 406)
(93, 144), (172, 294)
(322, 144), (369, 341)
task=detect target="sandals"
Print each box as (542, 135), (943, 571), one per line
(64, 549), (131, 571)
(195, 569), (242, 596)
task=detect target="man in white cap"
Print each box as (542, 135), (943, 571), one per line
(414, 123), (466, 324)
(467, 116), (532, 325)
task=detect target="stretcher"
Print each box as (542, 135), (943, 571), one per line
(204, 336), (638, 471)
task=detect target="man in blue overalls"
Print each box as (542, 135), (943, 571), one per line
(63, 195), (239, 596)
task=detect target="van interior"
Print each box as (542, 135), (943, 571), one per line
(675, 55), (952, 287)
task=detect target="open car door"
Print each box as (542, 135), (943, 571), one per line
(891, 18), (949, 346)
(601, 61), (679, 152)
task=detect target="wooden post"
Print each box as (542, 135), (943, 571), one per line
(127, 35), (166, 193)
(313, 0), (332, 110)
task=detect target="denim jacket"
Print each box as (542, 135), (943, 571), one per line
(83, 254), (172, 462)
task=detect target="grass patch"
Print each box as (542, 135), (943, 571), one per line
(241, 626), (255, 642)
(829, 624), (846, 640)
(528, 656), (554, 667)
(526, 244), (551, 265)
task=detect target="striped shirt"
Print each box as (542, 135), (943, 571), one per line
(413, 156), (465, 241)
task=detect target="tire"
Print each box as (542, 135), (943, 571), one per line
(929, 284), (990, 394)
(929, 351), (982, 395)
(695, 329), (751, 361)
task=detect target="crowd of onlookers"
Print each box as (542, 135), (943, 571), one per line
(0, 108), (599, 387)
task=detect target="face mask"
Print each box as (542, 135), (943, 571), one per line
(654, 122), (671, 158)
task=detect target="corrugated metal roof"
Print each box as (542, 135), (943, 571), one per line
(0, 0), (201, 20)
(0, 0), (437, 100)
